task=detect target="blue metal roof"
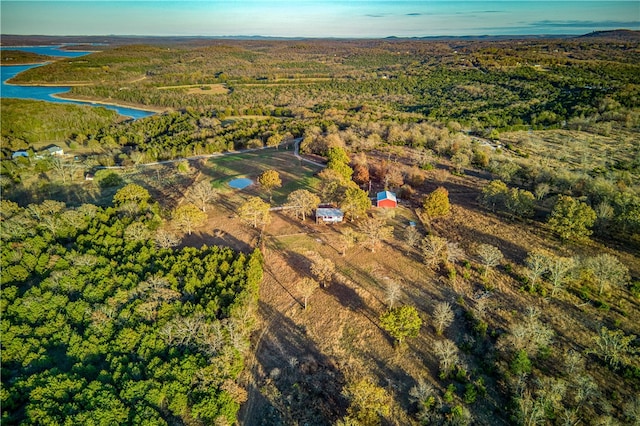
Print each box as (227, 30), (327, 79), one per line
(376, 191), (397, 202)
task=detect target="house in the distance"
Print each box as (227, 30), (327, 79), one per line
(42, 145), (64, 157)
(315, 207), (344, 224)
(376, 190), (397, 208)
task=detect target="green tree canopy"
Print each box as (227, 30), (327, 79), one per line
(340, 187), (371, 221)
(547, 196), (597, 241)
(327, 146), (353, 182)
(379, 305), (422, 345)
(113, 183), (151, 208)
(423, 186), (450, 219)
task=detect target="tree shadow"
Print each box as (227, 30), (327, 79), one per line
(180, 229), (253, 253)
(246, 302), (348, 425)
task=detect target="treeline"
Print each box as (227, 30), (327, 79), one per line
(0, 49), (53, 65)
(0, 99), (120, 152)
(1, 186), (262, 425)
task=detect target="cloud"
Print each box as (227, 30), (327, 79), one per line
(527, 19), (640, 29)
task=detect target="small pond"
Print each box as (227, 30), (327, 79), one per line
(228, 178), (253, 189)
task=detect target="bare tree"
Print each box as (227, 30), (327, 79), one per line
(476, 243), (503, 277)
(592, 326), (637, 369)
(525, 249), (549, 292)
(187, 180), (219, 212)
(623, 396), (640, 426)
(338, 228), (359, 256)
(286, 189), (320, 221)
(404, 226), (421, 248)
(173, 203), (207, 235)
(298, 277), (318, 310)
(358, 217), (393, 253)
(421, 235), (448, 268)
(501, 307), (553, 358)
(124, 221), (151, 242)
(155, 229), (181, 249)
(310, 257), (335, 288)
(544, 254), (575, 297)
(433, 339), (459, 377)
(584, 254), (630, 296)
(409, 378), (439, 423)
(433, 301), (455, 336)
(385, 280), (401, 308)
(445, 242), (465, 265)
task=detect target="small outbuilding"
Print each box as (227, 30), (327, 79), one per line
(11, 150), (29, 159)
(315, 207), (344, 224)
(376, 191), (397, 208)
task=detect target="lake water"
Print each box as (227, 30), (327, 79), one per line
(1, 45), (155, 120)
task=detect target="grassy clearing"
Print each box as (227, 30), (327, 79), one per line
(202, 148), (323, 204)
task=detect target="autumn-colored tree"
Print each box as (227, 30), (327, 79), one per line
(352, 163), (370, 185)
(423, 186), (450, 220)
(379, 305), (422, 345)
(173, 203), (207, 235)
(258, 169), (282, 202)
(266, 132), (283, 147)
(238, 197), (271, 228)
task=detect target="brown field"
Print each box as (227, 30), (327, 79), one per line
(156, 83), (229, 95)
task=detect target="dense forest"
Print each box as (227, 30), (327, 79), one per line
(1, 186), (262, 425)
(1, 34), (639, 425)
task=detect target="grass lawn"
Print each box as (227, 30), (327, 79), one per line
(204, 148), (323, 204)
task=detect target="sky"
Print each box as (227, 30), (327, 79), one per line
(1, 1), (639, 38)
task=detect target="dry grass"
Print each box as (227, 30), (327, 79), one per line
(156, 83), (229, 95)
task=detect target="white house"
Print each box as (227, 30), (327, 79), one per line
(315, 207), (344, 224)
(42, 145), (64, 157)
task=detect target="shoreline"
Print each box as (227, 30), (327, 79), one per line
(51, 93), (167, 114)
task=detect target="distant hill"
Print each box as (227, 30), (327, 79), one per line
(1, 30), (638, 47)
(577, 29), (640, 41)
